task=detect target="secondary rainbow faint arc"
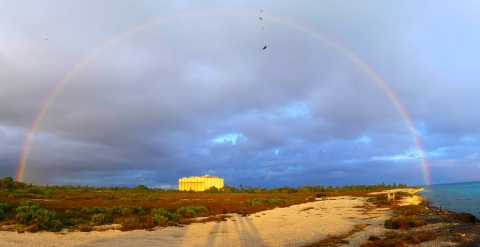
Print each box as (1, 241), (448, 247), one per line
(16, 8), (431, 185)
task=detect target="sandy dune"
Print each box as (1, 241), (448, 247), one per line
(1, 190), (419, 247)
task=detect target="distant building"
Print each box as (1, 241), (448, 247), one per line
(178, 174), (224, 191)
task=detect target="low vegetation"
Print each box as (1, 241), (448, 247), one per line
(0, 176), (409, 233)
(384, 204), (429, 230)
(361, 231), (436, 247)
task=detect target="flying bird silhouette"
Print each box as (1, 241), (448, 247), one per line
(263, 46), (267, 50)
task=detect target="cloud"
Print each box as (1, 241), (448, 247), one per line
(1, 1), (479, 187)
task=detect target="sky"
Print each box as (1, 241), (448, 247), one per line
(1, 0), (479, 189)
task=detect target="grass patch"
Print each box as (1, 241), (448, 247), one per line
(384, 216), (427, 229)
(383, 204), (429, 230)
(391, 205), (428, 217)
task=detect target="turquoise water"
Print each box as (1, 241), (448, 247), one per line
(418, 181), (480, 218)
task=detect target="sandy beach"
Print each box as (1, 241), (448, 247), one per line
(0, 189), (417, 247)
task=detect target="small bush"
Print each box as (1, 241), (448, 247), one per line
(176, 207), (195, 217)
(0, 202), (13, 212)
(15, 201), (58, 230)
(32, 208), (57, 230)
(384, 216), (427, 229)
(384, 219), (392, 229)
(155, 215), (169, 226)
(80, 206), (142, 215)
(119, 197), (134, 202)
(27, 187), (44, 194)
(51, 220), (63, 231)
(123, 218), (141, 230)
(143, 216), (156, 229)
(91, 214), (106, 225)
(79, 225), (92, 232)
(0, 202), (12, 220)
(177, 206), (209, 218)
(267, 198), (281, 204)
(151, 208), (180, 222)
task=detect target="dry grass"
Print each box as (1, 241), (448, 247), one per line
(78, 224), (92, 232)
(1, 192), (315, 225)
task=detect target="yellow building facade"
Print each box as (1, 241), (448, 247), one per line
(178, 174), (224, 191)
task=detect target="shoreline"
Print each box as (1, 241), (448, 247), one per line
(418, 192), (480, 220)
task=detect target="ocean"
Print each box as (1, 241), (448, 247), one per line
(418, 181), (480, 219)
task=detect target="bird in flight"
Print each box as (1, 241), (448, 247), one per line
(263, 45), (267, 50)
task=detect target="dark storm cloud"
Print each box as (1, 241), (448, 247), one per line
(1, 1), (479, 187)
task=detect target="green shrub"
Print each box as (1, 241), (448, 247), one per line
(384, 219), (392, 229)
(109, 205), (142, 215)
(80, 206), (142, 215)
(177, 206), (209, 218)
(32, 209), (57, 230)
(119, 197), (133, 201)
(43, 189), (55, 194)
(0, 202), (13, 212)
(91, 214), (106, 225)
(151, 208), (179, 222)
(51, 220), (63, 231)
(155, 215), (169, 226)
(27, 187), (45, 194)
(15, 202), (58, 230)
(250, 198), (265, 206)
(0, 202), (12, 220)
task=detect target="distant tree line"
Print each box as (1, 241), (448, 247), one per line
(1, 176), (407, 194)
(0, 176), (165, 193)
(204, 182), (408, 194)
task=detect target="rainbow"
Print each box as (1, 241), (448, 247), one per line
(16, 8), (431, 184)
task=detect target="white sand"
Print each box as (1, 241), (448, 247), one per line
(0, 189), (420, 247)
